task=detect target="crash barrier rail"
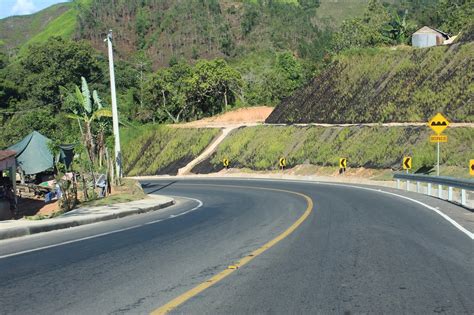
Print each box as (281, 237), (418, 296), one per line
(393, 173), (474, 207)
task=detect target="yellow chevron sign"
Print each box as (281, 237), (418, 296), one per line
(403, 157), (412, 170)
(339, 158), (347, 169)
(279, 157), (286, 168)
(223, 158), (229, 168)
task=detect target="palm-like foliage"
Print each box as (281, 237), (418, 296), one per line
(65, 77), (112, 163)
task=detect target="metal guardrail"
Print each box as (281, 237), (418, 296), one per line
(393, 173), (474, 207)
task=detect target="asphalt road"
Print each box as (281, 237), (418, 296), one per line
(0, 178), (472, 314)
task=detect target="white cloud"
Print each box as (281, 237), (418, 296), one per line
(12, 0), (37, 16)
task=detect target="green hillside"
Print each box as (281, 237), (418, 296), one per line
(267, 39), (474, 123)
(192, 125), (473, 175)
(121, 125), (219, 176)
(0, 3), (71, 54)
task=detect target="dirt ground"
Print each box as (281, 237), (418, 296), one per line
(217, 165), (394, 181)
(175, 106), (274, 128)
(17, 198), (59, 217)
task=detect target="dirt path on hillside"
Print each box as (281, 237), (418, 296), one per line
(177, 127), (239, 175)
(173, 106), (274, 128)
(171, 106), (473, 129)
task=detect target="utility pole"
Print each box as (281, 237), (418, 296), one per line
(106, 30), (122, 180)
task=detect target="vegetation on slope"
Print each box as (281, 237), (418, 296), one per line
(194, 125), (473, 172)
(0, 3), (70, 55)
(267, 40), (474, 123)
(121, 125), (219, 176)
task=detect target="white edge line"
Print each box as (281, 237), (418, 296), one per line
(177, 177), (474, 240)
(0, 197), (204, 260)
(322, 182), (474, 240)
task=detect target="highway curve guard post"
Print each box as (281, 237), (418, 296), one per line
(339, 158), (347, 175)
(403, 156), (412, 172)
(223, 158), (230, 169)
(279, 157), (286, 170)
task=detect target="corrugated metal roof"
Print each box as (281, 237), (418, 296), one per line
(413, 26), (450, 39)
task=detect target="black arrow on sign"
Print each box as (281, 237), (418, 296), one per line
(404, 158), (411, 169)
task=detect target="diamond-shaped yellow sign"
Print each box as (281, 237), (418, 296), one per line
(428, 113), (449, 135)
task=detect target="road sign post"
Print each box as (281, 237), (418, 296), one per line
(428, 113), (449, 176)
(339, 158), (347, 175)
(403, 157), (412, 173)
(279, 157), (286, 171)
(223, 158), (229, 169)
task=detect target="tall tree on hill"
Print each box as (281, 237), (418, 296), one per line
(20, 37), (102, 109)
(187, 59), (243, 118)
(333, 0), (392, 51)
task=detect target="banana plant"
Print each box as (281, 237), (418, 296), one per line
(65, 77), (112, 164)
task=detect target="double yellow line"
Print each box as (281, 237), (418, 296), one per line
(151, 184), (314, 314)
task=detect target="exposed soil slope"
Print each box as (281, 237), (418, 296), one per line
(176, 106), (273, 127)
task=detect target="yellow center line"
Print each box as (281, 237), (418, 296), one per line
(150, 184), (314, 315)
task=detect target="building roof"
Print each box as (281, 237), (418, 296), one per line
(413, 26), (450, 39)
(0, 150), (16, 162)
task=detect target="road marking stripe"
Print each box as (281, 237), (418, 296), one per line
(173, 177), (473, 240)
(0, 197), (203, 259)
(320, 183), (474, 240)
(150, 185), (313, 315)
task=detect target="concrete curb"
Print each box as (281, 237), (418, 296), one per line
(0, 197), (174, 241)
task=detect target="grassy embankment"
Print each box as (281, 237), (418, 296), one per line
(121, 125), (220, 176)
(267, 41), (474, 124)
(195, 126), (473, 178)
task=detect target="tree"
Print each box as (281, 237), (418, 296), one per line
(386, 10), (416, 44)
(333, 0), (392, 51)
(20, 37), (102, 108)
(187, 59), (243, 118)
(437, 0), (474, 34)
(143, 61), (193, 123)
(64, 77), (112, 164)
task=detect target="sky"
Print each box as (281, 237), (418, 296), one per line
(0, 0), (67, 19)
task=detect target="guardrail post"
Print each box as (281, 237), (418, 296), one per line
(461, 189), (467, 206)
(393, 173), (473, 204)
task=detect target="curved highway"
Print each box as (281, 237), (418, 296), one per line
(0, 178), (472, 314)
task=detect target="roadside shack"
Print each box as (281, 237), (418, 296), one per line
(0, 150), (17, 220)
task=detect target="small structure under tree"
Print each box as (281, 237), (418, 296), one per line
(0, 150), (17, 220)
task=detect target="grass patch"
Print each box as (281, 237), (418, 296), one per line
(268, 41), (474, 123)
(121, 125), (220, 176)
(80, 178), (146, 207)
(210, 125), (473, 177)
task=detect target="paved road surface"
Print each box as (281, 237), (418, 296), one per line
(0, 179), (472, 314)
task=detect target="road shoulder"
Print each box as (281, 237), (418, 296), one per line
(0, 194), (174, 240)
